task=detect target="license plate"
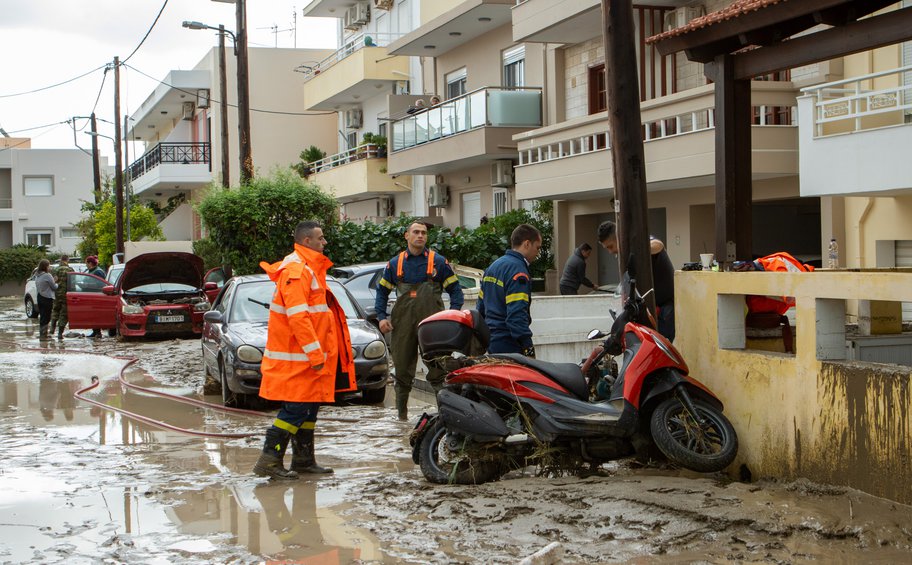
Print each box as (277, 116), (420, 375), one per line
(156, 315), (184, 323)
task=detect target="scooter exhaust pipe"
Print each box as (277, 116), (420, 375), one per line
(504, 434), (530, 445)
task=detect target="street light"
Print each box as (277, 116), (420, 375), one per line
(182, 0), (253, 184)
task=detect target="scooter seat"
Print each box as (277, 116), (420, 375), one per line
(490, 353), (589, 401)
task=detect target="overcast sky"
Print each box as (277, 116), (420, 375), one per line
(0, 0), (337, 161)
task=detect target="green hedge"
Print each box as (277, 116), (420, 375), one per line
(0, 247), (45, 283)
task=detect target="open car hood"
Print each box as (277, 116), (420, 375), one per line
(120, 252), (204, 291)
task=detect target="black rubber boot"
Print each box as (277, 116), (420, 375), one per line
(253, 427), (299, 480)
(395, 393), (409, 421)
(39, 324), (49, 339)
(291, 428), (333, 474)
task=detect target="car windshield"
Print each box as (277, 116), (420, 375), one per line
(328, 280), (361, 319)
(231, 281), (275, 323)
(126, 283), (197, 293)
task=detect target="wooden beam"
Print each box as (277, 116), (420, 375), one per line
(713, 54), (753, 265)
(712, 6), (912, 80)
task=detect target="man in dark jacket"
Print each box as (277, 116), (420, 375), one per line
(477, 224), (542, 357)
(559, 243), (597, 295)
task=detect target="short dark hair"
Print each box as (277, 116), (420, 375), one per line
(511, 224), (541, 248)
(405, 221), (429, 234)
(294, 220), (322, 244)
(579, 243), (592, 252)
(597, 221), (616, 243)
(60, 254), (69, 262)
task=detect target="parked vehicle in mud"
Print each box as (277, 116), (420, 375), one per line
(201, 274), (390, 408)
(410, 262), (738, 485)
(23, 262), (87, 318)
(65, 252), (220, 338)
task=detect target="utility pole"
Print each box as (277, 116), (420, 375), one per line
(601, 0), (655, 313)
(236, 0), (254, 184)
(218, 25), (230, 187)
(90, 113), (101, 202)
(113, 57), (125, 257)
(124, 114), (132, 242)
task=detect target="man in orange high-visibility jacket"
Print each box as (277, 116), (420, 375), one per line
(252, 220), (356, 480)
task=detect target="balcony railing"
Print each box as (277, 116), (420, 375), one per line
(310, 143), (385, 173)
(801, 64), (912, 137)
(299, 32), (404, 82)
(391, 87), (543, 152)
(0, 198), (11, 208)
(128, 142), (210, 179)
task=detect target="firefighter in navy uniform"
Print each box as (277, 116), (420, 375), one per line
(477, 224), (543, 357)
(375, 221), (464, 420)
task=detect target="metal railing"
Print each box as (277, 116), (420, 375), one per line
(310, 143), (385, 173)
(0, 198), (11, 208)
(391, 87), (543, 152)
(801, 64), (912, 137)
(128, 142), (210, 179)
(299, 32), (404, 82)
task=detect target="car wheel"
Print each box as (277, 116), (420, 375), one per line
(361, 386), (387, 404)
(24, 296), (38, 319)
(219, 357), (250, 409)
(108, 328), (117, 337)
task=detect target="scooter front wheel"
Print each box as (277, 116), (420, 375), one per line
(418, 419), (506, 485)
(650, 397), (738, 473)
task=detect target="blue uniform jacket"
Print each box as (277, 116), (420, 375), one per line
(477, 249), (533, 353)
(374, 248), (464, 320)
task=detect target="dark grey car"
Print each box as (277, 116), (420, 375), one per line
(201, 274), (389, 408)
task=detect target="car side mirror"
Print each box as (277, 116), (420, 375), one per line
(203, 310), (224, 323)
(203, 282), (219, 291)
(102, 285), (117, 296)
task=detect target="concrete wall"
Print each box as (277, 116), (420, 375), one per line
(158, 202), (193, 241)
(675, 269), (912, 503)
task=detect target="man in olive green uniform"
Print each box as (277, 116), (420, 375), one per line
(50, 255), (73, 339)
(375, 222), (464, 420)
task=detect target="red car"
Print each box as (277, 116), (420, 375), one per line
(66, 252), (221, 337)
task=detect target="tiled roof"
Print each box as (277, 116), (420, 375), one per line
(647, 0), (786, 44)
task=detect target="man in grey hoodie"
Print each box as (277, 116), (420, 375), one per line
(559, 243), (597, 295)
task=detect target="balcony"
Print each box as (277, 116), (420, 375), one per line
(388, 87), (542, 175)
(387, 0), (513, 57)
(0, 197), (11, 222)
(514, 82), (799, 200)
(127, 71), (210, 142)
(128, 142), (211, 197)
(310, 144), (410, 201)
(300, 32), (408, 111)
(798, 65), (912, 198)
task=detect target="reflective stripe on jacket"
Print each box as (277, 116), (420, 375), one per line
(477, 249), (533, 351)
(258, 243), (356, 403)
(374, 248), (463, 320)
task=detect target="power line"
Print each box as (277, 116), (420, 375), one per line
(90, 66), (112, 115)
(5, 121), (70, 134)
(124, 63), (339, 116)
(122, 0), (170, 64)
(0, 123), (67, 153)
(0, 65), (107, 99)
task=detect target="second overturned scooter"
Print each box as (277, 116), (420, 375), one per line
(410, 260), (738, 484)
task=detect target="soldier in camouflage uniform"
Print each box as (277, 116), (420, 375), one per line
(50, 255), (73, 339)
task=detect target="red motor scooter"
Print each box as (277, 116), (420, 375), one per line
(410, 263), (738, 484)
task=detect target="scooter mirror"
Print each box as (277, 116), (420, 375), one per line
(609, 308), (617, 320)
(587, 329), (607, 340)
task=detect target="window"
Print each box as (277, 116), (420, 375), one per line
(588, 64), (607, 114)
(493, 188), (508, 217)
(68, 273), (107, 293)
(446, 68), (467, 99)
(25, 229), (53, 247)
(503, 45), (525, 88)
(461, 191), (481, 229)
(378, 122), (387, 139)
(24, 177), (53, 197)
(60, 228), (79, 238)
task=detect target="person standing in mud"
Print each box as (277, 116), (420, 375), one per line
(50, 254), (73, 339)
(375, 221), (464, 421)
(85, 255), (106, 338)
(253, 220), (356, 480)
(34, 259), (57, 339)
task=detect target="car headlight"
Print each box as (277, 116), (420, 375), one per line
(362, 339), (387, 360)
(194, 301), (211, 312)
(236, 345), (263, 363)
(122, 302), (144, 315)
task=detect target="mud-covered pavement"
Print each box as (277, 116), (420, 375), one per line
(2, 295), (912, 564)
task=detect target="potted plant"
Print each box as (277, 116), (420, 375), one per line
(294, 145), (326, 178)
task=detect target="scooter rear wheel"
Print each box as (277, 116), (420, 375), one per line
(418, 419), (505, 484)
(650, 397), (738, 473)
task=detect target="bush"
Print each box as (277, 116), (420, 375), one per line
(0, 246), (45, 283)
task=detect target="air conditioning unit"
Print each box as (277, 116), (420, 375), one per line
(345, 109), (363, 129)
(491, 160), (514, 188)
(428, 184), (449, 208)
(344, 7), (359, 30)
(196, 89), (210, 109)
(353, 2), (370, 26)
(664, 5), (705, 31)
(182, 101), (195, 120)
(373, 0), (394, 10)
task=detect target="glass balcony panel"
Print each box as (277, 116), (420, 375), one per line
(469, 91), (487, 129)
(427, 107), (442, 141)
(488, 90), (542, 127)
(440, 102), (456, 137)
(392, 121), (405, 152)
(416, 112), (429, 144)
(453, 97), (468, 133)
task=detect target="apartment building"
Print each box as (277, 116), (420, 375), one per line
(1, 138), (105, 254)
(300, 0), (419, 223)
(126, 46), (338, 240)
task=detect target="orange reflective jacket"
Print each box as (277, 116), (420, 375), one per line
(746, 252), (814, 315)
(258, 244), (356, 403)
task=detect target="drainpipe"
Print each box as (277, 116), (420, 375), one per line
(856, 197), (874, 268)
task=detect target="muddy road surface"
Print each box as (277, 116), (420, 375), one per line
(1, 295), (911, 563)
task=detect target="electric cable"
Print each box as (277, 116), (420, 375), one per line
(0, 65), (108, 99)
(90, 66), (111, 115)
(121, 0), (169, 64)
